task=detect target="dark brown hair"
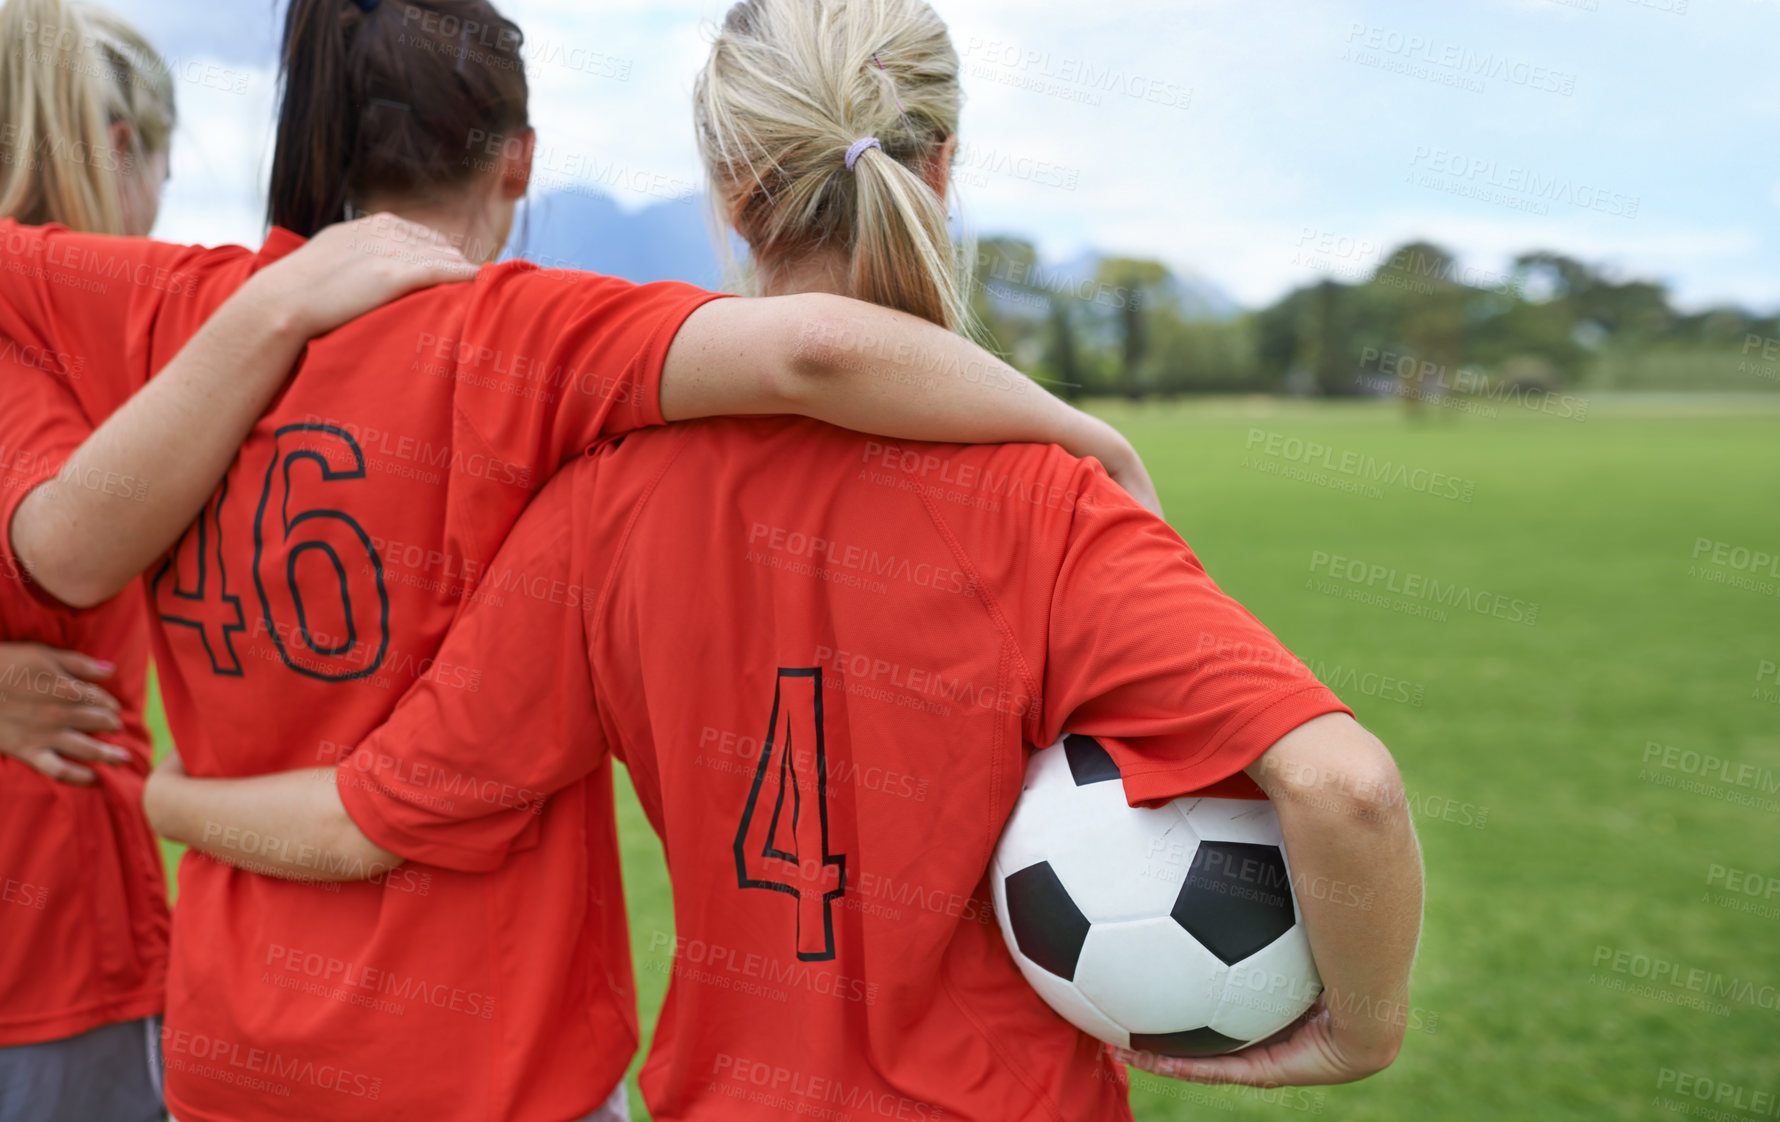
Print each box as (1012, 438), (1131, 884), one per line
(270, 0), (529, 237)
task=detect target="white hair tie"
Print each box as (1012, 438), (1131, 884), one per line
(845, 137), (882, 171)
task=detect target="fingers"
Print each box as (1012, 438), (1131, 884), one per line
(0, 649), (120, 711)
(50, 730), (132, 767)
(42, 647), (116, 683)
(61, 705), (126, 734)
(17, 746), (97, 786)
(1109, 1044), (1275, 1088)
(1109, 467), (1164, 517)
(43, 646), (125, 711)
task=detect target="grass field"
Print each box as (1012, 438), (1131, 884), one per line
(151, 393), (1780, 1120)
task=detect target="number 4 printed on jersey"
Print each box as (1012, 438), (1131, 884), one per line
(733, 668), (848, 962)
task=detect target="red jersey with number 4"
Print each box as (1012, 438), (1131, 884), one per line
(0, 221), (723, 1122)
(334, 417), (1352, 1122)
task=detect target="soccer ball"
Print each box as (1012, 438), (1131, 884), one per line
(991, 734), (1320, 1057)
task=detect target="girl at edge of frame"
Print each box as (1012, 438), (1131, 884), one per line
(0, 2), (1160, 1122)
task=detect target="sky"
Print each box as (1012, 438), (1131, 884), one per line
(114, 0), (1780, 312)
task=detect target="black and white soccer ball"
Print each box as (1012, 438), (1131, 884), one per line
(991, 734), (1321, 1057)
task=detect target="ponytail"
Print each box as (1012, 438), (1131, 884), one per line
(269, 0), (530, 238)
(695, 0), (974, 334)
(0, 0), (174, 234)
(849, 142), (964, 333)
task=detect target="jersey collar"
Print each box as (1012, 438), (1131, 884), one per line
(258, 226), (308, 264)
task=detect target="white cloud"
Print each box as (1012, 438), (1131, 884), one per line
(152, 61), (277, 249)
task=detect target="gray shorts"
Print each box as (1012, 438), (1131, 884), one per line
(0, 1015), (163, 1122)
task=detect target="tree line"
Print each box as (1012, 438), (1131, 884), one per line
(969, 236), (1780, 399)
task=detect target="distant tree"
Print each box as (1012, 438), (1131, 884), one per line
(969, 236), (1044, 354)
(1046, 297), (1086, 400)
(1385, 242), (1464, 413)
(1095, 257), (1173, 398)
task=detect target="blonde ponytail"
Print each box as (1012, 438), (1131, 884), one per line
(695, 0), (973, 334)
(0, 0), (175, 233)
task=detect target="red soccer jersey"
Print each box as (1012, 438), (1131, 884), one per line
(0, 221), (724, 1121)
(337, 417), (1352, 1122)
(0, 360), (168, 1047)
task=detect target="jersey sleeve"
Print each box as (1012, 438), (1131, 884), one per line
(453, 267), (729, 471)
(0, 357), (97, 611)
(1034, 465), (1352, 806)
(0, 221), (212, 414)
(336, 465), (608, 872)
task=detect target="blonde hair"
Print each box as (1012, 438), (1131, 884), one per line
(0, 0), (175, 233)
(695, 0), (971, 333)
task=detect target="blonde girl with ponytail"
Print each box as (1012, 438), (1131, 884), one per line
(0, 6), (177, 1118)
(0, 5), (474, 1120)
(0, 0), (175, 234)
(695, 0), (971, 334)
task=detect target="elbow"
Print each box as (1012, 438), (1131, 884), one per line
(1265, 720), (1410, 832)
(782, 292), (866, 396)
(1338, 734), (1409, 830)
(35, 564), (120, 611)
(324, 801), (403, 881)
(1345, 1032), (1405, 1080)
(12, 515), (125, 610)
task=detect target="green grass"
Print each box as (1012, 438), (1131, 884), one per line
(151, 393), (1780, 1121)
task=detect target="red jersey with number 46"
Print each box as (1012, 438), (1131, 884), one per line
(0, 221), (723, 1122)
(334, 417), (1352, 1122)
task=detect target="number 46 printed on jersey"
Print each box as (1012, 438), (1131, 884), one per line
(152, 423), (390, 682)
(733, 669), (849, 962)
